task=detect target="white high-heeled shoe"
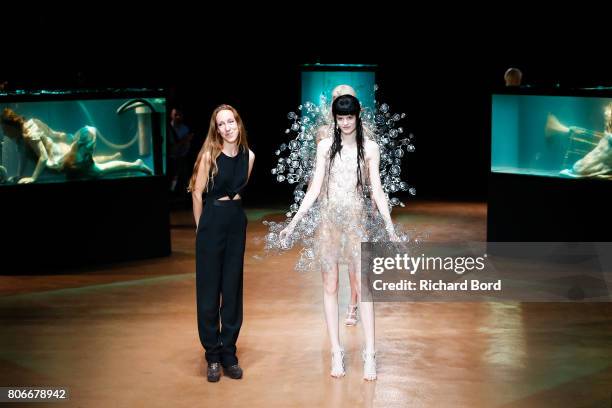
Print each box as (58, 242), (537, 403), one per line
(330, 349), (345, 378)
(362, 350), (377, 381)
(344, 304), (358, 326)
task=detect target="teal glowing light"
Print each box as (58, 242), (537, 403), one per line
(300, 63), (377, 68)
(301, 67), (376, 111)
(491, 94), (612, 178)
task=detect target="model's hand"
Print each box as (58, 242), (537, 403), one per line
(386, 226), (401, 242)
(569, 126), (584, 135)
(388, 231), (401, 242)
(279, 225), (294, 244)
(18, 177), (35, 184)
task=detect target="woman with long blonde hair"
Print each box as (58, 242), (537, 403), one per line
(190, 104), (255, 382)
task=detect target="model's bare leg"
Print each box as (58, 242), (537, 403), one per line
(345, 262), (359, 326)
(322, 259), (344, 377)
(94, 159), (152, 175)
(93, 152), (122, 163)
(352, 254), (377, 380)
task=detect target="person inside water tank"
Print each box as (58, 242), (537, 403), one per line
(1, 108), (152, 183)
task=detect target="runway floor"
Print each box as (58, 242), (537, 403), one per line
(1, 201), (611, 407)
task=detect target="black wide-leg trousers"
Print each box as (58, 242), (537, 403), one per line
(196, 199), (247, 366)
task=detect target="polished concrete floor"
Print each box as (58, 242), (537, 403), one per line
(1, 201), (611, 407)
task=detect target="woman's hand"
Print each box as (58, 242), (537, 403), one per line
(279, 224), (295, 245)
(386, 226), (401, 242)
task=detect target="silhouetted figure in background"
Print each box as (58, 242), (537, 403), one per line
(168, 107), (193, 196)
(504, 68), (523, 87)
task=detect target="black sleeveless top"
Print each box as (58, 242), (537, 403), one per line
(206, 146), (249, 200)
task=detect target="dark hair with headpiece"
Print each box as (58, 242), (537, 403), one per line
(328, 94), (366, 197)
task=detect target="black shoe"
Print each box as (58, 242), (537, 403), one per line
(223, 364), (243, 379)
(207, 362), (221, 382)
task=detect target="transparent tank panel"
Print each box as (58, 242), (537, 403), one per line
(492, 94), (612, 179)
(0, 95), (165, 185)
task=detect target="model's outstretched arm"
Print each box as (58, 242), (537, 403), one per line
(18, 140), (48, 184)
(366, 140), (399, 241)
(279, 138), (330, 240)
(16, 142), (26, 179)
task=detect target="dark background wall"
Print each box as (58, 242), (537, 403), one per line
(3, 14), (611, 207)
